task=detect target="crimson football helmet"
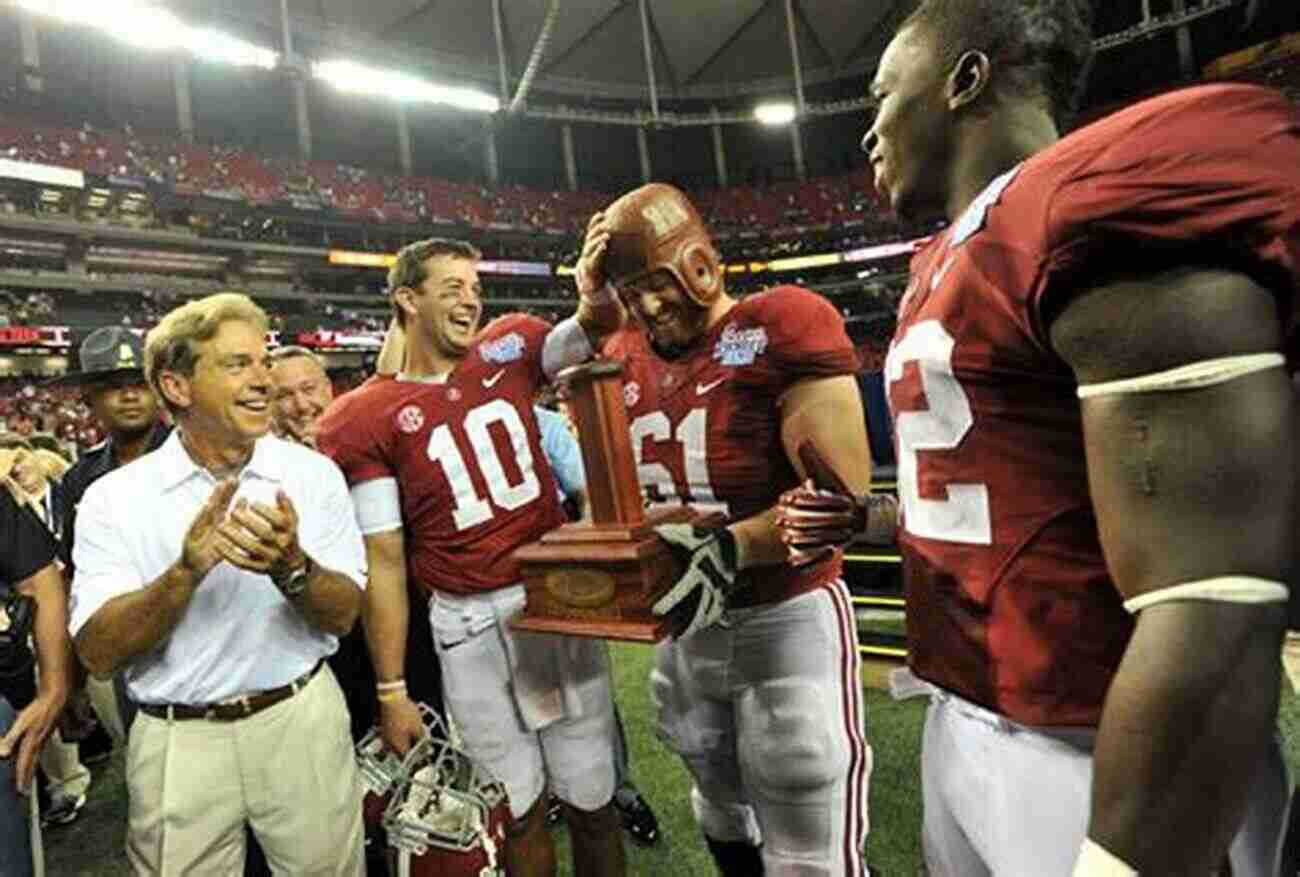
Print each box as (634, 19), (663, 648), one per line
(602, 183), (723, 307)
(383, 713), (512, 877)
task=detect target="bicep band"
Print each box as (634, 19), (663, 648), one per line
(1076, 353), (1284, 399)
(1073, 838), (1137, 876)
(1124, 576), (1288, 614)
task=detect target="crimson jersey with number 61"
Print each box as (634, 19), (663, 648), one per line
(888, 83), (1300, 727)
(603, 285), (859, 607)
(318, 314), (564, 597)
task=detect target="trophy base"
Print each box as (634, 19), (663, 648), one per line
(510, 506), (700, 642)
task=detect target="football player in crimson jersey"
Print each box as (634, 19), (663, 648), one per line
(317, 238), (626, 877)
(580, 183), (876, 877)
(780, 1), (1300, 874)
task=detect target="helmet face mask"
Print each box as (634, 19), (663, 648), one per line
(356, 727), (407, 799)
(385, 734), (509, 855)
(371, 712), (512, 876)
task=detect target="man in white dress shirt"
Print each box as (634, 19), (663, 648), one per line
(69, 292), (368, 876)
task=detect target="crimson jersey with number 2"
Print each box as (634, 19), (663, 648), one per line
(603, 284), (859, 606)
(888, 83), (1300, 726)
(318, 314), (564, 596)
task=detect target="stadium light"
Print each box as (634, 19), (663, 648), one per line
(314, 60), (500, 113)
(15, 1), (279, 69)
(754, 102), (797, 125)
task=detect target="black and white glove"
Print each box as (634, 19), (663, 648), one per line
(652, 524), (743, 640)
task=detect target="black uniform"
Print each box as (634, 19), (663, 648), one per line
(0, 489), (59, 708)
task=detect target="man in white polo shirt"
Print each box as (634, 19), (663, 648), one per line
(68, 292), (368, 876)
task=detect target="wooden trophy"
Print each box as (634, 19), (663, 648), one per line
(511, 360), (695, 641)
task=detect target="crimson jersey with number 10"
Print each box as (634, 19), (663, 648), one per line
(319, 314), (565, 597)
(888, 83), (1300, 727)
(603, 285), (860, 607)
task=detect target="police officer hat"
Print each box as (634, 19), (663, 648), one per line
(53, 327), (147, 387)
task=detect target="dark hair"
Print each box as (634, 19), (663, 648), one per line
(387, 238), (482, 327)
(902, 0), (1095, 128)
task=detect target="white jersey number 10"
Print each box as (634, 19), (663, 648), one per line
(426, 398), (542, 530)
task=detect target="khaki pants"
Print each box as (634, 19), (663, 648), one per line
(86, 674), (127, 746)
(125, 665), (363, 876)
(37, 729), (90, 800)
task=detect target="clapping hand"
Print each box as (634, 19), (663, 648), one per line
(214, 489), (306, 579)
(181, 478), (240, 578)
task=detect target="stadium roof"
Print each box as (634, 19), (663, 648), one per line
(173, 0), (913, 103)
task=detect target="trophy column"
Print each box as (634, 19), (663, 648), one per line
(511, 361), (692, 641)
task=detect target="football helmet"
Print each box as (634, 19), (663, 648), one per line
(603, 183), (723, 307)
(384, 713), (512, 877)
(355, 702), (442, 832)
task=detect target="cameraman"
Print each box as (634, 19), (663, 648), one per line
(0, 485), (72, 876)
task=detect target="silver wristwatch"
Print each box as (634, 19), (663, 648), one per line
(274, 557), (313, 599)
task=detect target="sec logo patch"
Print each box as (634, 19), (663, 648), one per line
(395, 405), (425, 434)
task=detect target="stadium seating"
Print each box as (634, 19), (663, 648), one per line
(0, 110), (885, 238)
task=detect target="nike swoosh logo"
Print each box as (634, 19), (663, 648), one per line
(931, 254), (956, 292)
(696, 378), (725, 395)
(482, 369), (505, 388)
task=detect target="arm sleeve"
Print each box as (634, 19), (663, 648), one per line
(318, 394), (398, 488)
(1035, 87), (1300, 345)
(764, 287), (860, 380)
(0, 489), (57, 584)
(68, 480), (143, 637)
(535, 407), (586, 499)
(349, 478), (402, 536)
(541, 315), (595, 381)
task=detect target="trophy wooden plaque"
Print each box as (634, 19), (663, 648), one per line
(511, 360), (695, 642)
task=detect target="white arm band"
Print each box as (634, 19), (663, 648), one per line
(350, 477), (402, 536)
(1123, 576), (1288, 614)
(1077, 353), (1283, 399)
(541, 315), (595, 380)
(1073, 838), (1138, 876)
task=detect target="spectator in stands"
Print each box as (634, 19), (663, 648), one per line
(26, 434), (71, 464)
(9, 412), (33, 438)
(69, 293), (367, 874)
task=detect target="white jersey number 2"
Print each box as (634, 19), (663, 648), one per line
(426, 398), (542, 530)
(885, 320), (991, 545)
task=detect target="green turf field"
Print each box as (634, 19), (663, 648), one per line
(598, 642), (928, 875)
(45, 643), (1300, 876)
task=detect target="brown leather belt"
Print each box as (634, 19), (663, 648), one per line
(137, 661), (323, 722)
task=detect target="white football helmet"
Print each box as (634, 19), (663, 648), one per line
(383, 711), (512, 877)
(355, 702), (443, 832)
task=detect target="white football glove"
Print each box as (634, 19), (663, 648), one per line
(652, 523), (743, 640)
